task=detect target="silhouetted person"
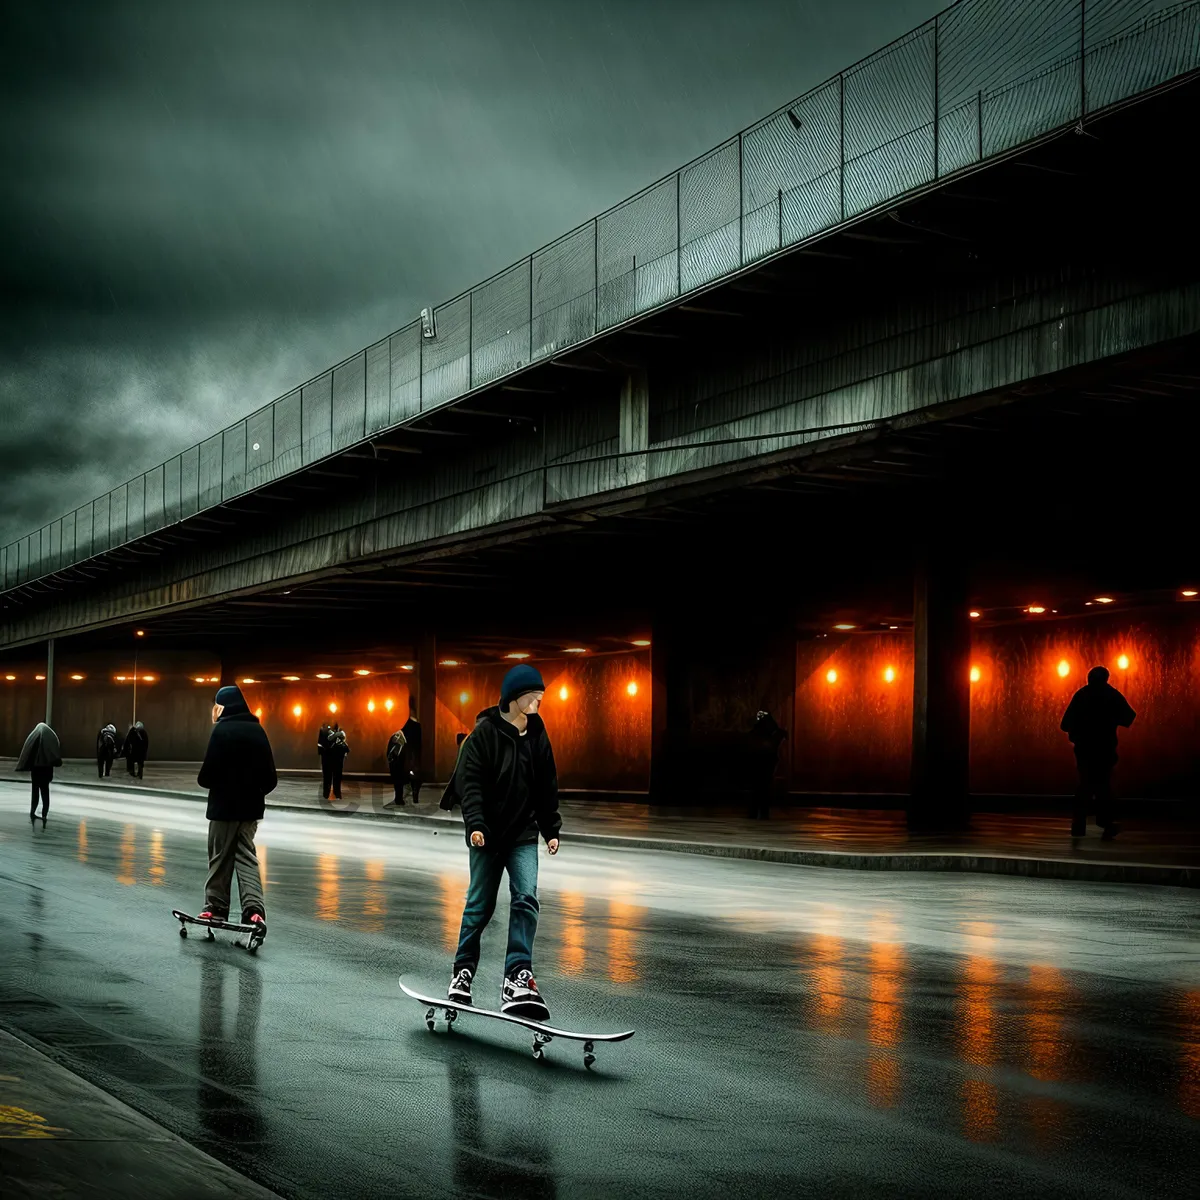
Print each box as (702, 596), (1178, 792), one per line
(96, 723), (119, 777)
(326, 728), (349, 800)
(401, 701), (424, 806)
(1061, 665), (1135, 840)
(384, 727), (409, 806)
(122, 721), (148, 778)
(747, 710), (787, 820)
(18, 722), (62, 825)
(316, 722), (334, 798)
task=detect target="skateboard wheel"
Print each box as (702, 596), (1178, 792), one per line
(179, 927), (187, 939)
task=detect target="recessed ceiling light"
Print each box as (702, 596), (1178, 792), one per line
(1094, 597), (1114, 605)
(504, 652), (531, 660)
(563, 648), (587, 654)
(631, 639), (651, 647)
(316, 673), (332, 679)
(833, 624), (856, 631)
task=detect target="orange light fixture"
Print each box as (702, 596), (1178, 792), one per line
(1183, 590), (1198, 598)
(135, 630), (145, 637)
(401, 664), (414, 671)
(564, 648), (587, 655)
(283, 675), (300, 682)
(1057, 660), (1070, 678)
(71, 674), (85, 681)
(142, 674), (155, 683)
(833, 623), (856, 631)
(559, 685), (569, 701)
(970, 666), (981, 683)
(1117, 654), (1130, 671)
(883, 666), (895, 683)
(3, 674), (14, 681)
(35, 674), (45, 681)
(626, 681), (639, 696)
(208, 676), (219, 683)
(367, 700), (376, 713)
(316, 673), (332, 680)
(459, 691), (469, 705)
(1094, 597), (1114, 605)
(631, 639), (651, 647)
(328, 701), (338, 713)
(242, 677), (256, 684)
(1027, 606), (1046, 614)
(115, 675), (127, 682)
(195, 676), (207, 683)
(255, 707), (263, 718)
(504, 652), (530, 660)
(969, 611), (981, 619)
(825, 669), (838, 684)
(384, 698), (394, 712)
(355, 669), (371, 676)
(440, 659), (460, 667)
(292, 704), (303, 717)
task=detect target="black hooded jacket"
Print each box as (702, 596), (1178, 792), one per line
(1061, 682), (1136, 764)
(122, 723), (148, 761)
(456, 706), (561, 849)
(198, 709), (279, 822)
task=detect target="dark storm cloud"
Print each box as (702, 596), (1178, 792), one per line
(0, 0), (941, 545)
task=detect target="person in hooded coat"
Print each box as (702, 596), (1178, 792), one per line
(96, 723), (119, 778)
(316, 722), (334, 799)
(17, 722), (63, 824)
(1060, 665), (1136, 839)
(122, 721), (149, 778)
(747, 710), (787, 820)
(326, 728), (349, 800)
(384, 727), (409, 806)
(401, 703), (424, 805)
(196, 685), (277, 932)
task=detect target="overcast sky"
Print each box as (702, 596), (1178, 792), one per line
(0, 0), (942, 546)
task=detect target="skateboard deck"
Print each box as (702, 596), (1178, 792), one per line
(400, 978), (634, 1068)
(172, 909), (265, 953)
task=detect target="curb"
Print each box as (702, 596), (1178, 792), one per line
(6, 775), (1195, 888)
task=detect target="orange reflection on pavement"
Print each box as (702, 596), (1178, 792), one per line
(1179, 989), (1200, 1119)
(116, 825), (135, 886)
(1025, 964), (1071, 1144)
(148, 830), (166, 886)
(959, 950), (1001, 1142)
(315, 853), (340, 922)
(608, 897), (644, 984)
(559, 892), (586, 977)
(439, 873), (466, 953)
(362, 860), (386, 933)
(808, 934), (845, 1031)
(76, 821), (87, 865)
(867, 936), (904, 1108)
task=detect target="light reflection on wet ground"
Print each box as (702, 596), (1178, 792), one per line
(0, 784), (1198, 1199)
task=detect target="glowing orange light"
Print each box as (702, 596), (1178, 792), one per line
(883, 666), (895, 683)
(564, 648), (587, 655)
(3, 674), (14, 681)
(35, 675), (45, 681)
(833, 624), (856, 631)
(384, 698), (394, 712)
(1027, 606), (1046, 614)
(328, 702), (338, 713)
(1184, 590), (1198, 598)
(292, 704), (303, 717)
(367, 700), (376, 713)
(283, 675), (300, 682)
(242, 677), (256, 684)
(1117, 654), (1130, 671)
(354, 669), (371, 676)
(826, 669), (838, 684)
(504, 652), (530, 660)
(142, 674), (155, 683)
(559, 686), (569, 701)
(316, 673), (332, 680)
(969, 611), (981, 619)
(440, 659), (460, 667)
(631, 639), (651, 647)
(208, 676), (219, 683)
(135, 630), (145, 637)
(401, 664), (414, 671)
(1057, 660), (1070, 678)
(970, 666), (981, 683)
(458, 691), (469, 705)
(255, 707), (263, 718)
(626, 681), (639, 696)
(115, 675), (127, 682)
(1094, 597), (1114, 605)
(194, 676), (207, 683)
(71, 674), (85, 681)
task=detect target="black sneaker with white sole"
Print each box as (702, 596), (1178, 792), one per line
(501, 969), (549, 1020)
(448, 967), (474, 1005)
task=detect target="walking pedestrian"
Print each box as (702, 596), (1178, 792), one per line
(195, 685), (276, 936)
(96, 723), (119, 778)
(446, 664), (561, 1020)
(326, 727), (349, 800)
(17, 722), (62, 826)
(747, 710), (787, 820)
(1060, 665), (1136, 839)
(122, 721), (148, 778)
(401, 701), (423, 806)
(384, 727), (409, 806)
(316, 722), (334, 799)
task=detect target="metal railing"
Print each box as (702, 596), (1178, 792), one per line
(3, 0), (1196, 596)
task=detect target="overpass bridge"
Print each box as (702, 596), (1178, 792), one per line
(3, 0), (1199, 819)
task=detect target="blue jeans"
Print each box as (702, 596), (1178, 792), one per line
(453, 842), (540, 978)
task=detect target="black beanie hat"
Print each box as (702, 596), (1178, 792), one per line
(500, 664), (545, 710)
(214, 684), (250, 716)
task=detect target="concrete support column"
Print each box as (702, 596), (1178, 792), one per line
(909, 536), (972, 831)
(416, 632), (437, 775)
(618, 368), (649, 489)
(45, 638), (55, 726)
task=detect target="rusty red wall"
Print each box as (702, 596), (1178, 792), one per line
(436, 653), (651, 790)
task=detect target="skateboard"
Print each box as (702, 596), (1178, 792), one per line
(400, 978), (634, 1068)
(172, 909), (266, 954)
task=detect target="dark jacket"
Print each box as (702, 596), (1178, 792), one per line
(317, 724), (333, 756)
(327, 733), (349, 762)
(96, 725), (119, 757)
(456, 706), (561, 849)
(386, 730), (407, 771)
(198, 711), (278, 822)
(401, 716), (423, 763)
(122, 722), (149, 761)
(1061, 682), (1136, 764)
(18, 723), (63, 775)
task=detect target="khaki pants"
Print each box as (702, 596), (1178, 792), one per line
(205, 821), (265, 920)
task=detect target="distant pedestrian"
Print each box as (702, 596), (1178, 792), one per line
(384, 727), (409, 806)
(446, 664), (561, 1020)
(122, 721), (148, 778)
(316, 722), (334, 799)
(326, 728), (349, 800)
(747, 710), (787, 820)
(196, 685), (277, 935)
(17, 721), (62, 825)
(401, 701), (424, 806)
(1061, 665), (1136, 839)
(96, 723), (119, 778)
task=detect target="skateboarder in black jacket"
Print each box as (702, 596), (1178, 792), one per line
(196, 685), (277, 934)
(447, 664), (561, 1020)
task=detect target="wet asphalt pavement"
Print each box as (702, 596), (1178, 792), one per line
(0, 782), (1197, 1200)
